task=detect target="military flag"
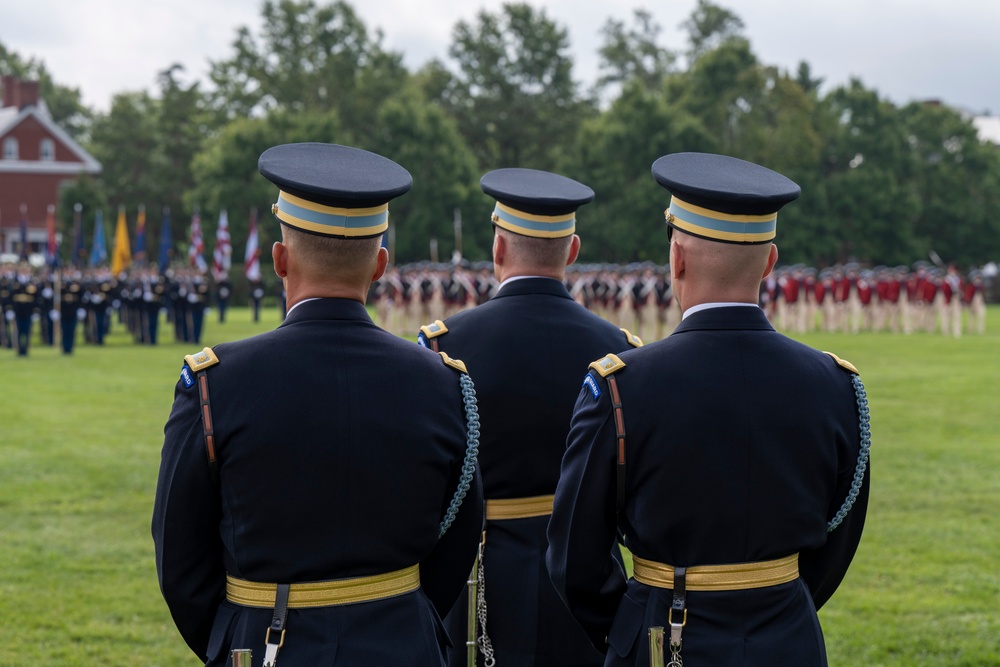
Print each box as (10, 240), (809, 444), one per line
(72, 203), (85, 267)
(158, 207), (173, 271)
(188, 209), (207, 272)
(212, 209), (232, 281)
(89, 210), (107, 267)
(134, 205), (147, 262)
(244, 207), (261, 282)
(46, 204), (58, 267)
(111, 205), (132, 275)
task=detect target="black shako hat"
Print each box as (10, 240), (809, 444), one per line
(651, 152), (800, 244)
(481, 168), (594, 238)
(259, 142), (412, 238)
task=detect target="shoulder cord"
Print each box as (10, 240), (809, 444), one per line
(827, 374), (872, 532)
(438, 372), (481, 538)
(606, 374), (628, 515)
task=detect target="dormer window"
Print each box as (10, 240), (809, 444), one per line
(40, 138), (55, 161)
(2, 137), (18, 159)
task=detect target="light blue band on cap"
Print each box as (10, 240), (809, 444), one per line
(667, 198), (776, 243)
(274, 191), (389, 237)
(491, 203), (575, 238)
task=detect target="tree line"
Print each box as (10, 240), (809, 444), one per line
(3, 0), (999, 269)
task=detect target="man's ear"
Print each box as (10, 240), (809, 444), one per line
(566, 234), (581, 267)
(372, 246), (389, 282)
(493, 232), (506, 266)
(670, 240), (683, 281)
(762, 243), (779, 279)
(272, 242), (288, 279)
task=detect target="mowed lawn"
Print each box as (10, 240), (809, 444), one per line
(1, 305), (998, 666)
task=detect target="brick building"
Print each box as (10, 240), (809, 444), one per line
(0, 75), (101, 256)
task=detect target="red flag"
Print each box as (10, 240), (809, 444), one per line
(188, 209), (207, 272)
(244, 208), (261, 282)
(212, 209), (232, 281)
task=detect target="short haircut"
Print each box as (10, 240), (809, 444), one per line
(282, 225), (381, 278)
(497, 227), (573, 269)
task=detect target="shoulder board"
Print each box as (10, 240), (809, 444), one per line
(420, 319), (448, 339)
(589, 353), (626, 378)
(822, 351), (859, 375)
(620, 327), (644, 348)
(438, 351), (467, 374)
(184, 347), (220, 372)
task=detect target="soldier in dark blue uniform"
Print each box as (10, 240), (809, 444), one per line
(547, 153), (871, 667)
(420, 169), (641, 667)
(152, 143), (484, 667)
(11, 264), (38, 356)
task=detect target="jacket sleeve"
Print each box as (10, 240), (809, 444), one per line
(799, 370), (872, 609)
(420, 460), (484, 618)
(151, 378), (225, 660)
(546, 374), (628, 651)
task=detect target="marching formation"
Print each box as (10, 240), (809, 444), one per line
(3, 254), (989, 358)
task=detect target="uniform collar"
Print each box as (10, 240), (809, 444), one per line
(494, 276), (571, 300)
(672, 304), (774, 334)
(279, 297), (373, 326)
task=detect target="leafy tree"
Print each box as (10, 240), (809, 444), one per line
(595, 9), (676, 94)
(681, 0), (745, 65)
(570, 81), (714, 262)
(359, 87), (483, 263)
(0, 40), (91, 140)
(206, 0), (408, 133)
(440, 2), (591, 171)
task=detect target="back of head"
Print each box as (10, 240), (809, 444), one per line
(258, 142), (412, 296)
(651, 152), (800, 305)
(481, 168), (593, 277)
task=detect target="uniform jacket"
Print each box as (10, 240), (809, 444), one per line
(423, 277), (635, 667)
(547, 305), (870, 667)
(152, 298), (483, 666)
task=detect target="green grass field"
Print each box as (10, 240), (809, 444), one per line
(1, 306), (998, 665)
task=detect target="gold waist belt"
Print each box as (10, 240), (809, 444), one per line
(226, 564), (420, 609)
(632, 553), (799, 592)
(485, 494), (555, 520)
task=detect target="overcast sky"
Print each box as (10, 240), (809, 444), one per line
(4, 0), (999, 116)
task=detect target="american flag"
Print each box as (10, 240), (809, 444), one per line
(188, 210), (207, 272)
(212, 209), (232, 281)
(244, 208), (261, 282)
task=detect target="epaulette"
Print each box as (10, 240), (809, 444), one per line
(420, 319), (448, 339)
(620, 328), (643, 348)
(822, 351), (859, 375)
(438, 351), (468, 374)
(589, 353), (626, 377)
(184, 347), (220, 372)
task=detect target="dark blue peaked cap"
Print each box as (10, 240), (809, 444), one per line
(259, 142), (412, 238)
(482, 168), (594, 238)
(652, 152), (800, 244)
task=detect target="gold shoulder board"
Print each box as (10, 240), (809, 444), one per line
(420, 319), (448, 339)
(184, 347), (220, 372)
(620, 328), (644, 348)
(589, 353), (626, 378)
(822, 351), (859, 375)
(438, 351), (467, 374)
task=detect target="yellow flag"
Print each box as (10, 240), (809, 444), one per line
(111, 205), (132, 275)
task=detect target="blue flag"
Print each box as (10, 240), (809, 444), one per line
(89, 210), (107, 267)
(158, 207), (173, 271)
(134, 205), (147, 261)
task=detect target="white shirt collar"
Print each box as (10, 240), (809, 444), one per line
(497, 275), (557, 291)
(682, 302), (760, 320)
(285, 297), (320, 317)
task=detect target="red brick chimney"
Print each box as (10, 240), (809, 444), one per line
(1, 76), (41, 110)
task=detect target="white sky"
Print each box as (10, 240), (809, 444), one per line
(3, 0), (999, 116)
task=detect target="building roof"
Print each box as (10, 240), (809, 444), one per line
(0, 102), (101, 175)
